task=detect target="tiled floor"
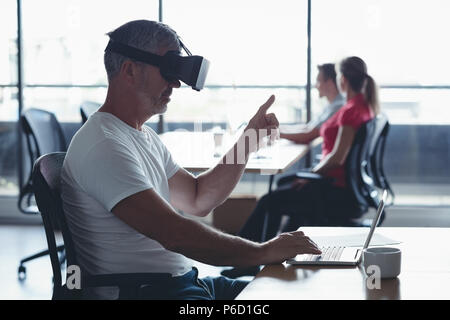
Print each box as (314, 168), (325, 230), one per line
(0, 226), (53, 300)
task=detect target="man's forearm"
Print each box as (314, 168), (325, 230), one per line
(167, 213), (265, 267)
(280, 127), (319, 144)
(114, 188), (267, 267)
(113, 189), (321, 268)
(280, 132), (309, 143)
(190, 95), (279, 215)
(194, 133), (251, 215)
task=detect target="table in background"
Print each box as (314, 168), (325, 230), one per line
(160, 131), (310, 191)
(237, 227), (450, 300)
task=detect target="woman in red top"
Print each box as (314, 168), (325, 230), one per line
(222, 56), (379, 278)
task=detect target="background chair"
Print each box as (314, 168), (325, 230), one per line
(353, 113), (394, 221)
(276, 114), (393, 228)
(18, 108), (67, 280)
(32, 152), (171, 299)
(368, 114), (395, 206)
(80, 101), (100, 124)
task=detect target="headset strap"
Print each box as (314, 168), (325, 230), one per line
(105, 40), (165, 66)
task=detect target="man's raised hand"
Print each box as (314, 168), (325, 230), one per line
(245, 95), (280, 152)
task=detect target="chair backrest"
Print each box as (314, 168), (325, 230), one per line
(21, 108), (67, 156)
(32, 152), (172, 299)
(369, 114), (395, 206)
(345, 119), (379, 212)
(80, 101), (101, 124)
(32, 152), (78, 299)
(19, 109), (67, 214)
(345, 115), (392, 225)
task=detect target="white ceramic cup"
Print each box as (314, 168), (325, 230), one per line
(363, 247), (401, 279)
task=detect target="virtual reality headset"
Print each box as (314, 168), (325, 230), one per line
(105, 39), (209, 91)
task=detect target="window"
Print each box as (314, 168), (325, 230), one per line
(0, 0), (18, 195)
(1, 0), (159, 198)
(312, 0), (450, 124)
(2, 0), (449, 206)
(312, 0), (450, 205)
(21, 0), (159, 122)
(163, 0), (308, 127)
(0, 0), (18, 120)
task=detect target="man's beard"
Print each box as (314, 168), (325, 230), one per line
(146, 95), (168, 115)
(153, 100), (168, 114)
(136, 89), (168, 116)
(155, 88), (172, 114)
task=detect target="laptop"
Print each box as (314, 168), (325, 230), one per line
(286, 190), (387, 266)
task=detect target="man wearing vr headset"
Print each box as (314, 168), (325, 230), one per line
(61, 20), (320, 300)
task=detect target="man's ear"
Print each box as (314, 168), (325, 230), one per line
(120, 60), (137, 85)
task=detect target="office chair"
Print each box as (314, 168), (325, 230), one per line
(32, 152), (172, 299)
(276, 116), (387, 228)
(80, 101), (100, 124)
(341, 117), (382, 225)
(18, 108), (67, 280)
(368, 114), (395, 206)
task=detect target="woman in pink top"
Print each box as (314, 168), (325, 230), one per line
(222, 56), (379, 278)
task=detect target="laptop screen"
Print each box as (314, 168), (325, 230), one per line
(362, 190), (387, 249)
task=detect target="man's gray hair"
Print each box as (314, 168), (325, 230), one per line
(104, 20), (180, 81)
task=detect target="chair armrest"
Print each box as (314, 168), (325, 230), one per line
(59, 273), (172, 300)
(77, 272), (173, 299)
(82, 272), (172, 288)
(310, 136), (323, 148)
(277, 171), (334, 187)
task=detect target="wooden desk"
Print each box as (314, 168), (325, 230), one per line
(237, 227), (450, 300)
(160, 131), (309, 175)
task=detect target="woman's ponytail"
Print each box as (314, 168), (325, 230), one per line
(364, 74), (379, 115)
(340, 56), (380, 115)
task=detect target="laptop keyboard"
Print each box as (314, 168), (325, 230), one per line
(300, 246), (345, 262)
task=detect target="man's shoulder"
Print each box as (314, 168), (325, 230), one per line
(142, 124), (158, 138)
(330, 94), (346, 109)
(73, 113), (131, 148)
(142, 125), (167, 150)
(64, 117), (131, 172)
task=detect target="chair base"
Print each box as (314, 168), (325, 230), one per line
(18, 244), (65, 281)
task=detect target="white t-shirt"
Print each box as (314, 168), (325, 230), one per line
(61, 111), (193, 298)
